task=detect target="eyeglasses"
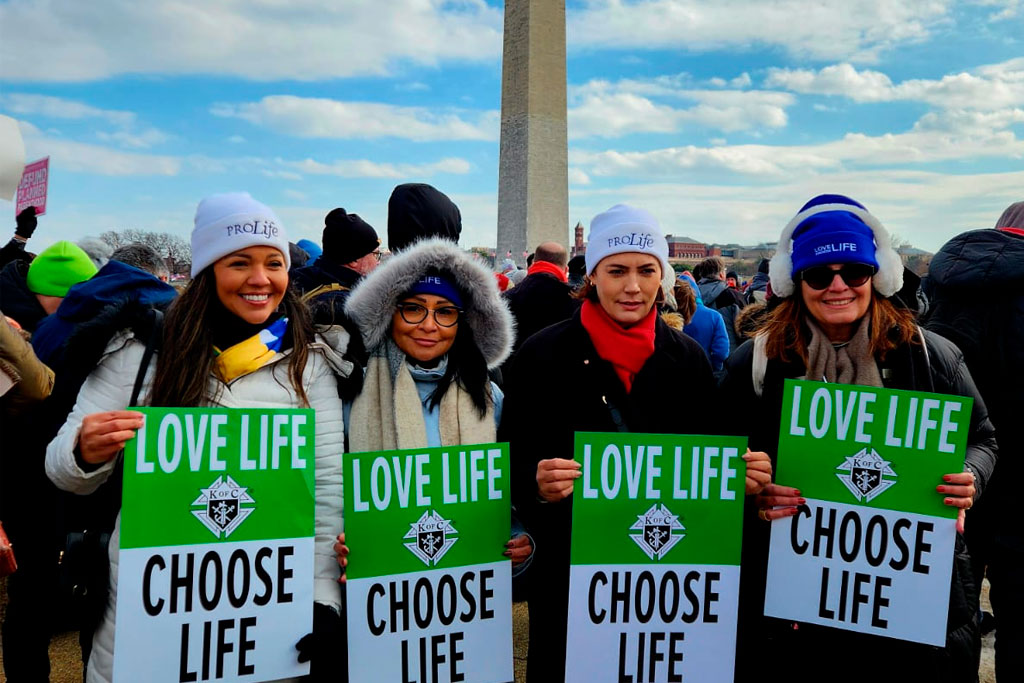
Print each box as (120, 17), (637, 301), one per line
(372, 250), (382, 262)
(396, 302), (461, 327)
(799, 263), (876, 290)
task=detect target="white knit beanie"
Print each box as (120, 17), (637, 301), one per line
(190, 192), (289, 277)
(585, 204), (671, 279)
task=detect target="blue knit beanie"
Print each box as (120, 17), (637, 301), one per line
(405, 273), (464, 308)
(790, 195), (879, 275)
(770, 193), (904, 298)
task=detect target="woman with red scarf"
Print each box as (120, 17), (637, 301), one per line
(499, 205), (772, 682)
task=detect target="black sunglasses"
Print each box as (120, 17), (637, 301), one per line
(799, 263), (876, 290)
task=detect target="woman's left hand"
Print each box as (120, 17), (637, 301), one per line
(333, 533), (349, 584)
(504, 534), (532, 565)
(938, 471), (976, 533)
(742, 449), (772, 495)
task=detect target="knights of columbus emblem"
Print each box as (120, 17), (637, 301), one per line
(191, 475), (256, 539)
(404, 510), (458, 567)
(836, 448), (898, 502)
(629, 503), (685, 561)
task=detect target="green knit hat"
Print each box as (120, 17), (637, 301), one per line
(26, 241), (98, 297)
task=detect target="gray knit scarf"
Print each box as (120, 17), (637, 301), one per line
(804, 313), (883, 388)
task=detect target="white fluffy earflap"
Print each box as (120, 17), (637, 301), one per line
(770, 202), (903, 298)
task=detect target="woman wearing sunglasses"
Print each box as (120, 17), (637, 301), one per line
(721, 194), (997, 681)
(335, 237), (532, 578)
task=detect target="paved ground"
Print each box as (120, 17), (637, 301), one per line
(0, 578), (994, 683)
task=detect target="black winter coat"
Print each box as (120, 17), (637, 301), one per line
(926, 229), (1024, 548)
(502, 271), (580, 353)
(0, 260), (47, 332)
(290, 257), (363, 326)
(498, 309), (717, 681)
(720, 327), (998, 683)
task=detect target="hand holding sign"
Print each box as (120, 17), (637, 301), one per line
(504, 534), (532, 564)
(79, 410), (145, 464)
(537, 457), (581, 502)
(938, 471), (976, 533)
(755, 483), (804, 521)
(742, 449), (772, 495)
(334, 533), (349, 584)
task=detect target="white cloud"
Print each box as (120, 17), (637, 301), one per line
(212, 96), (499, 142)
(95, 129), (170, 150)
(19, 121), (180, 176)
(569, 0), (952, 63)
(568, 76), (794, 137)
(283, 189), (308, 202)
(568, 168), (592, 185)
(282, 156), (472, 179)
(571, 108), (1024, 178)
(0, 0), (502, 82)
(0, 93), (136, 125)
(765, 58), (1024, 110)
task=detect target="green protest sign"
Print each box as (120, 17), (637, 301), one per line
(765, 379), (971, 646)
(344, 443), (513, 683)
(566, 432), (748, 683)
(114, 407), (316, 683)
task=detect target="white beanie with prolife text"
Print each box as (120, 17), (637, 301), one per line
(190, 192), (290, 277)
(585, 204), (671, 279)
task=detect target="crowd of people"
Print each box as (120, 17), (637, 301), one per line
(0, 185), (1020, 683)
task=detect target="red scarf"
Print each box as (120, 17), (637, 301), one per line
(999, 227), (1024, 237)
(527, 260), (568, 283)
(580, 299), (656, 393)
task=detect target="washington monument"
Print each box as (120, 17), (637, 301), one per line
(496, 0), (569, 265)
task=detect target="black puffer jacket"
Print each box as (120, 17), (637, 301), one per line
(721, 327), (997, 682)
(502, 271), (580, 353)
(499, 309), (717, 681)
(0, 259), (47, 332)
(926, 229), (1024, 537)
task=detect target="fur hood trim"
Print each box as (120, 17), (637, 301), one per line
(344, 239), (515, 368)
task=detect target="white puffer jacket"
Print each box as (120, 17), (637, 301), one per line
(45, 329), (351, 683)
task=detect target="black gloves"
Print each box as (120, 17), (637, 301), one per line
(15, 207), (37, 239)
(296, 601), (347, 682)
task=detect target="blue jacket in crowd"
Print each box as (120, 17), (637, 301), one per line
(679, 273), (730, 371)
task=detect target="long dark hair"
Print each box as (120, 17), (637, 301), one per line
(148, 268), (314, 408)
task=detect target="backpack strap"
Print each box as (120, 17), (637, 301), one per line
(130, 308), (163, 407)
(300, 283), (350, 304)
(751, 333), (769, 398)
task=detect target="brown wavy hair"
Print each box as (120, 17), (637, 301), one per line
(147, 269), (313, 408)
(760, 290), (918, 365)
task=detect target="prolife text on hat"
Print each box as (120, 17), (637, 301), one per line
(190, 192), (290, 277)
(585, 204), (671, 279)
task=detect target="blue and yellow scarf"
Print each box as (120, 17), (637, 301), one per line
(213, 317), (289, 382)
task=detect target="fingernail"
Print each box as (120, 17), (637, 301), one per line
(797, 498), (806, 505)
(944, 498), (953, 505)
(943, 475), (952, 482)
(502, 551), (511, 557)
(742, 452), (752, 460)
(937, 486), (945, 493)
(574, 471), (582, 478)
(793, 490), (801, 496)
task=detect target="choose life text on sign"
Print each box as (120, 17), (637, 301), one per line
(115, 407), (316, 683)
(566, 432), (748, 683)
(16, 156), (48, 216)
(344, 443), (513, 683)
(764, 379), (970, 645)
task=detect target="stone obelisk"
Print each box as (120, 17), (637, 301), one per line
(496, 0), (569, 265)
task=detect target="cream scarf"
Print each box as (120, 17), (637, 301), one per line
(804, 313), (883, 388)
(348, 340), (495, 452)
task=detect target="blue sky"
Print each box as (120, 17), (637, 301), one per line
(1, 0), (1022, 254)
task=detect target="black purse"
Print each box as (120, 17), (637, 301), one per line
(56, 309), (163, 630)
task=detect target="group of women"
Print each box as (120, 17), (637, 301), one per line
(43, 191), (995, 683)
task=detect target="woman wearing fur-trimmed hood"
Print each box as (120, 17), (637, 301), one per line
(338, 238), (533, 569)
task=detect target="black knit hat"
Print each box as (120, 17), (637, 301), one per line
(387, 183), (462, 252)
(322, 208), (379, 264)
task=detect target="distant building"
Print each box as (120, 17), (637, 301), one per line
(665, 235), (706, 259)
(571, 221), (586, 257)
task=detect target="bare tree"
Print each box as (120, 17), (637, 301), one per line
(99, 229), (191, 275)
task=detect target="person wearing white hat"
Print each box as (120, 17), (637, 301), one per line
(499, 204), (773, 681)
(45, 192), (357, 683)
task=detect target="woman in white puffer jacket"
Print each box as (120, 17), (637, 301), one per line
(45, 193), (353, 683)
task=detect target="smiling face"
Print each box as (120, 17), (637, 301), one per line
(800, 264), (873, 341)
(391, 293), (459, 363)
(589, 253), (662, 326)
(212, 246), (288, 325)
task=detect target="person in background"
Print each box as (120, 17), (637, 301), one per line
(387, 183), (462, 252)
(676, 272), (730, 372)
(745, 258), (771, 304)
(45, 192), (355, 683)
(77, 237), (113, 271)
(720, 193), (996, 682)
(925, 200), (1024, 680)
(503, 241), (580, 358)
(567, 254), (587, 291)
(694, 256), (746, 353)
(297, 238), (323, 263)
(500, 205), (771, 681)
(291, 208), (381, 327)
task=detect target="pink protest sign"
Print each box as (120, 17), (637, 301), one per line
(16, 157), (49, 216)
